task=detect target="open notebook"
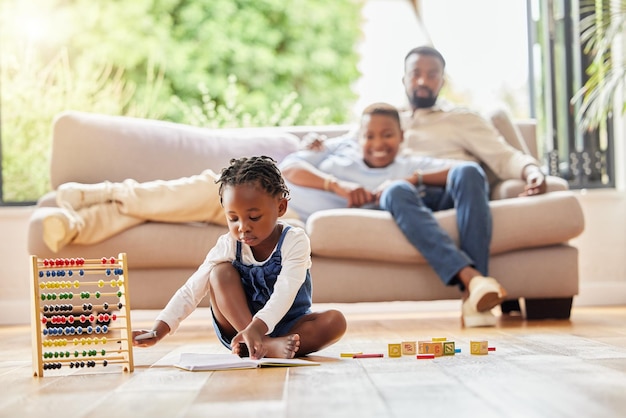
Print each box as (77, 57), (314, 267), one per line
(174, 353), (320, 371)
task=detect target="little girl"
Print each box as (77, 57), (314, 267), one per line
(132, 156), (346, 359)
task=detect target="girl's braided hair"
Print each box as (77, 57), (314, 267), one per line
(216, 156), (290, 204)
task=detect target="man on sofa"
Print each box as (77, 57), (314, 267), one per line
(399, 45), (549, 196)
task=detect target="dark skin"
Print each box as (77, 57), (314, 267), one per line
(133, 181), (347, 359)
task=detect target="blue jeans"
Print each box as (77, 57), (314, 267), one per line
(379, 162), (491, 288)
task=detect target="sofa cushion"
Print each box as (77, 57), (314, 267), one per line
(306, 190), (584, 264)
(50, 111), (301, 188)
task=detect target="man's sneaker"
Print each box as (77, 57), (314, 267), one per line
(467, 276), (507, 313)
(56, 181), (113, 210)
(42, 209), (83, 253)
(462, 299), (498, 328)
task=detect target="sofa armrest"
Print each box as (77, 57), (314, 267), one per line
(487, 108), (571, 199)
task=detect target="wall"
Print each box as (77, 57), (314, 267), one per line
(0, 206), (34, 325)
(1, 190), (625, 325)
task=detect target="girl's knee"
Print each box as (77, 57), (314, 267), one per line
(323, 309), (347, 335)
(209, 262), (240, 287)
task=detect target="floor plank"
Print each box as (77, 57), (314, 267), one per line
(1, 302), (625, 417)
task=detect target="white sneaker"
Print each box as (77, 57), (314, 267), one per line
(467, 276), (507, 312)
(56, 181), (113, 210)
(462, 299), (498, 328)
(42, 209), (83, 253)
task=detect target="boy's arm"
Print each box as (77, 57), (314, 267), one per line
(282, 160), (375, 208)
(281, 160), (335, 191)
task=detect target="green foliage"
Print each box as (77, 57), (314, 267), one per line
(1, 0), (364, 202)
(0, 47), (162, 201)
(572, 0), (626, 130)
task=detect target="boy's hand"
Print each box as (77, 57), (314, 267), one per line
(331, 180), (375, 207)
(301, 133), (327, 151)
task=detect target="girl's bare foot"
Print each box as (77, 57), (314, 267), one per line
(264, 334), (301, 358)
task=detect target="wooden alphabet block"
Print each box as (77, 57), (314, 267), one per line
(470, 340), (489, 355)
(401, 341), (416, 355)
(418, 341), (443, 357)
(388, 343), (402, 357)
(443, 341), (456, 356)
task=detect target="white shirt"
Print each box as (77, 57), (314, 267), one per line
(156, 223), (311, 335)
(279, 137), (448, 221)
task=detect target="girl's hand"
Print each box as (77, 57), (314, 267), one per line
(131, 320), (170, 348)
(231, 320), (268, 360)
(132, 329), (159, 347)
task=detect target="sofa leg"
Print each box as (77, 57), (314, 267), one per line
(523, 297), (573, 320)
(500, 299), (521, 315)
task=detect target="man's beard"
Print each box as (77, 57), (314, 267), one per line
(408, 87), (437, 109)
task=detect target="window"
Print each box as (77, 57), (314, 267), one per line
(2, 0), (615, 205)
(529, 0), (616, 189)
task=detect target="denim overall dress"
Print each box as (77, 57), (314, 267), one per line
(212, 226), (312, 349)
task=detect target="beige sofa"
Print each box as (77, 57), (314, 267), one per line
(27, 110), (585, 319)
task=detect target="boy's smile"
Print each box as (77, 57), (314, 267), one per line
(359, 113), (404, 168)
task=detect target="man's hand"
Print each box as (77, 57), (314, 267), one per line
(520, 167), (547, 196)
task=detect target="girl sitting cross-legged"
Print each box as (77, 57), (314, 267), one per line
(132, 156), (346, 359)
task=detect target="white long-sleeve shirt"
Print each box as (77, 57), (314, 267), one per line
(156, 223), (311, 335)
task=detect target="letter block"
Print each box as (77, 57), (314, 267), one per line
(443, 341), (456, 356)
(418, 341), (443, 357)
(401, 341), (416, 355)
(388, 343), (402, 357)
(470, 340), (489, 355)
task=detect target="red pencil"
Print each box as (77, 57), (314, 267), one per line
(416, 354), (435, 359)
(353, 353), (384, 358)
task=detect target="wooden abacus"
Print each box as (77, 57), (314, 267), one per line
(30, 253), (134, 377)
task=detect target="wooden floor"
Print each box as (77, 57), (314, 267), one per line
(1, 302), (626, 418)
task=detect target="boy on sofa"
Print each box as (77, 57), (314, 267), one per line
(132, 156), (346, 358)
(279, 102), (506, 327)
